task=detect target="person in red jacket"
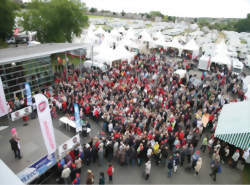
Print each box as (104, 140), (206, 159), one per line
(107, 164), (114, 182)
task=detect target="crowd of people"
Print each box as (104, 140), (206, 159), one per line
(7, 50), (241, 184)
(48, 51), (249, 184)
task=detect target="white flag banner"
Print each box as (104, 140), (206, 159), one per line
(0, 77), (8, 118)
(34, 94), (56, 155)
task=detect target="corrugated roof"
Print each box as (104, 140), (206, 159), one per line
(215, 101), (250, 135)
(0, 43), (89, 65)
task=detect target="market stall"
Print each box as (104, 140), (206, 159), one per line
(215, 101), (250, 150)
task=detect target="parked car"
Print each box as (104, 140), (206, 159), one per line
(83, 60), (108, 72)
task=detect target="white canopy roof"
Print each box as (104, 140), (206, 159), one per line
(166, 37), (183, 50)
(94, 40), (112, 54)
(211, 53), (231, 67)
(112, 44), (136, 61)
(118, 26), (126, 33)
(110, 29), (121, 38)
(174, 69), (186, 78)
(119, 38), (140, 49)
(183, 39), (199, 52)
(94, 27), (106, 35)
(95, 45), (135, 65)
(83, 31), (100, 45)
(154, 31), (165, 40)
(124, 28), (138, 41)
(140, 30), (154, 43)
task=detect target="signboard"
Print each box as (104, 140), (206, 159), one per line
(58, 134), (80, 158)
(25, 83), (32, 106)
(34, 94), (56, 155)
(73, 103), (82, 132)
(0, 77), (8, 118)
(17, 153), (56, 184)
(11, 106), (32, 121)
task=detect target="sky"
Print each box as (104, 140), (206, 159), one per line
(82, 0), (250, 18)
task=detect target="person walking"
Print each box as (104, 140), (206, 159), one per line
(98, 143), (104, 166)
(72, 173), (81, 185)
(75, 157), (82, 174)
(232, 149), (240, 168)
(86, 170), (94, 184)
(194, 157), (202, 176)
(9, 128), (21, 159)
(200, 136), (208, 153)
(107, 164), (114, 182)
(173, 153), (180, 173)
(167, 156), (174, 177)
(209, 159), (220, 181)
(61, 165), (71, 185)
(99, 172), (105, 185)
(145, 160), (151, 180)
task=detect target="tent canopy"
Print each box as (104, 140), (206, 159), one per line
(119, 38), (140, 49)
(140, 30), (153, 43)
(183, 39), (199, 52)
(166, 37), (183, 50)
(211, 54), (231, 67)
(215, 101), (250, 149)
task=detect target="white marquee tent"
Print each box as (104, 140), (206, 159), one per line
(183, 39), (200, 58)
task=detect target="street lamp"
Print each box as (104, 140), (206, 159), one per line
(91, 45), (94, 67)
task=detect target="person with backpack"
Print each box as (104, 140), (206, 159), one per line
(99, 172), (105, 185)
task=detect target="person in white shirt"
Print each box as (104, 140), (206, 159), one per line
(242, 148), (250, 164)
(232, 149), (240, 168)
(61, 165), (71, 184)
(108, 122), (113, 135)
(145, 160), (151, 180)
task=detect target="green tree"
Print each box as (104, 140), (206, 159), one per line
(21, 0), (88, 43)
(146, 13), (152, 19)
(235, 13), (250, 32)
(168, 16), (176, 22)
(121, 10), (126, 16)
(0, 0), (19, 41)
(149, 11), (163, 18)
(89, 7), (97, 13)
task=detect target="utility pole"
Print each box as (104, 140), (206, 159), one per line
(65, 52), (68, 82)
(91, 45), (94, 67)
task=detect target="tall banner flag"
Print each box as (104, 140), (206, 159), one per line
(25, 82), (32, 106)
(34, 94), (56, 155)
(73, 103), (82, 132)
(0, 77), (8, 118)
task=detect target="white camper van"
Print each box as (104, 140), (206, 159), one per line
(83, 60), (108, 72)
(198, 55), (211, 71)
(232, 59), (243, 75)
(244, 55), (250, 68)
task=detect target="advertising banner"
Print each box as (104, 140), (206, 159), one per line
(0, 77), (8, 118)
(73, 103), (82, 132)
(34, 94), (56, 155)
(25, 82), (32, 106)
(11, 106), (32, 121)
(17, 153), (56, 184)
(58, 134), (80, 158)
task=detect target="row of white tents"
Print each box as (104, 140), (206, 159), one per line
(74, 25), (201, 63)
(72, 24), (248, 72)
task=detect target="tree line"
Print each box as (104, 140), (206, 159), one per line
(0, 0), (249, 45)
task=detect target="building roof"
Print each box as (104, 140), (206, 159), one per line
(0, 43), (89, 65)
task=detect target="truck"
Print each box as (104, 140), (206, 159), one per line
(232, 58), (244, 75)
